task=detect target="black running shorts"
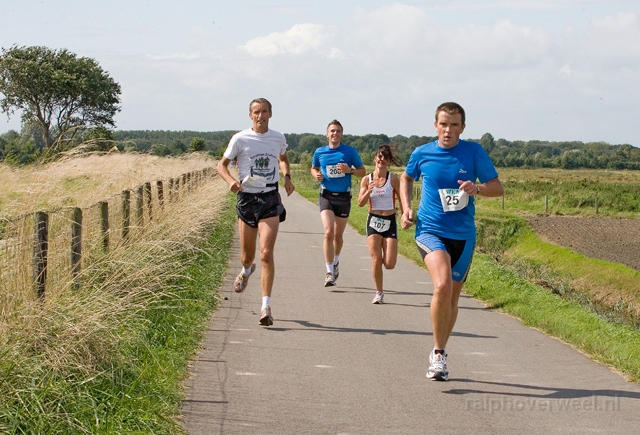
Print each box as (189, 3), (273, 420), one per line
(237, 189), (285, 228)
(318, 191), (351, 218)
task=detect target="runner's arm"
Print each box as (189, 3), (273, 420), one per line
(279, 153), (295, 196)
(311, 166), (324, 181)
(357, 175), (373, 207)
(458, 176), (504, 197)
(391, 173), (404, 215)
(217, 157), (242, 193)
(399, 172), (415, 229)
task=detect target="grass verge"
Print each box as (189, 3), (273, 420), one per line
(0, 190), (237, 434)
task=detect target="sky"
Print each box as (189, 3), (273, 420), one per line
(1, 0), (639, 145)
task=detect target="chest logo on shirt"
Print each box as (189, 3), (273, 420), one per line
(250, 155), (276, 179)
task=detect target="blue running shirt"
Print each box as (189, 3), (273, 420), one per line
(312, 144), (363, 193)
(405, 139), (498, 240)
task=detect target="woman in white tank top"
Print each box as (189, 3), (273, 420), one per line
(357, 145), (403, 304)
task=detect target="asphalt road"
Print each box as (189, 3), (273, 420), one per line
(181, 191), (640, 435)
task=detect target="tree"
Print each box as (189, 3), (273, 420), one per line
(0, 45), (121, 151)
(479, 133), (495, 153)
(189, 137), (206, 152)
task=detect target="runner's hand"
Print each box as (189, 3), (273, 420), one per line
(401, 208), (414, 229)
(458, 180), (477, 196)
(338, 163), (351, 174)
(284, 178), (295, 196)
(229, 180), (243, 193)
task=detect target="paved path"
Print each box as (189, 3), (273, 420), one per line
(181, 191), (640, 435)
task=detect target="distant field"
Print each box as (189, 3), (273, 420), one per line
(488, 167), (640, 218)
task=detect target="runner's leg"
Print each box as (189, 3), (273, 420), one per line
(367, 234), (384, 291)
(333, 216), (349, 256)
(238, 218), (258, 269)
(257, 216), (280, 297)
(382, 237), (398, 270)
(320, 209), (336, 263)
(424, 250), (454, 350)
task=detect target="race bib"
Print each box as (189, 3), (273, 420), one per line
(241, 174), (268, 188)
(438, 188), (469, 212)
(326, 164), (345, 178)
(369, 215), (392, 233)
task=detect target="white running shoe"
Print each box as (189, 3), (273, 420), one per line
(259, 306), (273, 326)
(233, 263), (256, 293)
(324, 272), (336, 287)
(333, 261), (339, 280)
(372, 291), (384, 304)
(426, 349), (449, 381)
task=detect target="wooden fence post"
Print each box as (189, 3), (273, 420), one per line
(135, 185), (144, 226)
(122, 190), (131, 242)
(144, 182), (152, 222)
(99, 201), (109, 252)
(33, 211), (49, 299)
(71, 207), (82, 290)
(156, 180), (164, 211)
(169, 178), (175, 202)
(545, 195), (549, 213)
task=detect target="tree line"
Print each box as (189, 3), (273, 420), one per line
(2, 45), (639, 170)
(2, 127), (640, 170)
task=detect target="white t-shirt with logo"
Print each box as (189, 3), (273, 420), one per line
(223, 128), (288, 193)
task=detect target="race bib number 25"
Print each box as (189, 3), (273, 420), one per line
(438, 189), (469, 212)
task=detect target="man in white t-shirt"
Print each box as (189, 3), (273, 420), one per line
(217, 98), (295, 326)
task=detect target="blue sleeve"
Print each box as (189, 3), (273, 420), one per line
(312, 150), (320, 168)
(405, 148), (422, 181)
(350, 147), (363, 167)
(475, 146), (498, 183)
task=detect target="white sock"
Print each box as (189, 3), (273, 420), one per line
(241, 265), (251, 276)
(262, 296), (270, 310)
(333, 255), (340, 266)
(326, 262), (334, 274)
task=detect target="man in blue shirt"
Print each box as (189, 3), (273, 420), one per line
(311, 120), (366, 287)
(400, 102), (504, 381)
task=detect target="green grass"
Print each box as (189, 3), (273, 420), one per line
(0, 194), (237, 434)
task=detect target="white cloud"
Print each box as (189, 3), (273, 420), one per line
(569, 12), (640, 68)
(238, 23), (341, 58)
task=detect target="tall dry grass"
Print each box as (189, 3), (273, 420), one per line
(0, 152), (216, 218)
(0, 153), (232, 432)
